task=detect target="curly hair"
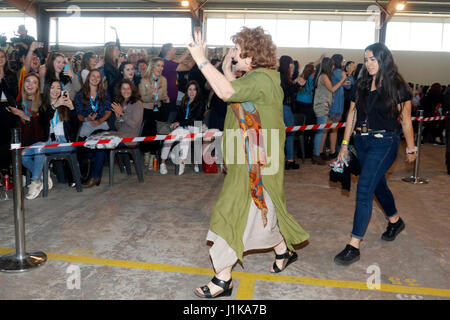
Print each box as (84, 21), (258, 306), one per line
(231, 26), (277, 70)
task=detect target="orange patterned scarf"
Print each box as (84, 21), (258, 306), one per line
(230, 101), (268, 227)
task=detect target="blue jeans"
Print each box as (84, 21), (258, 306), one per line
(22, 136), (76, 181)
(313, 116), (328, 156)
(283, 105), (295, 161)
(351, 132), (400, 239)
(84, 150), (106, 179)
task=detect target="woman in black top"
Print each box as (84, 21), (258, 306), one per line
(278, 55), (302, 170)
(104, 43), (126, 100)
(334, 43), (417, 266)
(118, 61), (141, 87)
(159, 80), (205, 176)
(0, 49), (19, 170)
(420, 82), (445, 145)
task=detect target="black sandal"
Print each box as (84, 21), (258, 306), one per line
(194, 276), (233, 299)
(271, 249), (298, 273)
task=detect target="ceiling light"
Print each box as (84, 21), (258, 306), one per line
(396, 1), (406, 11)
(181, 1), (189, 7)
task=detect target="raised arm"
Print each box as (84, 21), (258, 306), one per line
(313, 53), (326, 68)
(322, 70), (346, 94)
(186, 31), (235, 100)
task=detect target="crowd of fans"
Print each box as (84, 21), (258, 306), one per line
(1, 24), (449, 199)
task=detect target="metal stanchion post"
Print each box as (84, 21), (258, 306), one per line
(0, 128), (47, 272)
(402, 110), (429, 184)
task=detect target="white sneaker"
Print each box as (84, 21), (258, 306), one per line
(43, 172), (53, 190)
(160, 163), (168, 175)
(193, 165), (199, 173)
(178, 163), (185, 176)
(26, 180), (43, 200)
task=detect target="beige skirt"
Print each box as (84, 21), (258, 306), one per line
(206, 189), (283, 273)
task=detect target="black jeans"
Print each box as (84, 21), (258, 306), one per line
(294, 101), (316, 158)
(141, 108), (160, 155)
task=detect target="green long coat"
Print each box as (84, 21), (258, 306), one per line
(209, 68), (309, 262)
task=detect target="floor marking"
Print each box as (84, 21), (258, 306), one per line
(1, 248), (449, 298)
(235, 279), (256, 300)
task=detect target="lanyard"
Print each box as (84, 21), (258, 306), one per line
(23, 100), (32, 117)
(50, 110), (59, 129)
(89, 94), (99, 113)
(185, 101), (190, 120)
(60, 81), (65, 91)
(153, 76), (159, 102)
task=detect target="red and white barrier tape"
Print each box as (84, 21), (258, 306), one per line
(16, 115), (447, 150)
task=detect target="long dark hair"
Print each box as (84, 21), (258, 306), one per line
(44, 52), (71, 86)
(114, 79), (141, 105)
(181, 80), (201, 107)
(81, 69), (106, 107)
(41, 80), (68, 121)
(356, 42), (410, 119)
(278, 55), (294, 86)
(314, 57), (333, 88)
(292, 60), (300, 80)
(331, 54), (343, 70)
(0, 49), (14, 75)
(345, 61), (355, 75)
(81, 52), (95, 71)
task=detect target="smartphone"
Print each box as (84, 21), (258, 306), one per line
(36, 42), (44, 48)
(64, 64), (70, 74)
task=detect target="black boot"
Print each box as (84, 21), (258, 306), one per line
(381, 218), (405, 241)
(285, 161), (300, 170)
(334, 244), (360, 266)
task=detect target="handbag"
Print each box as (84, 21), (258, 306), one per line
(202, 154), (218, 174)
(156, 120), (171, 135)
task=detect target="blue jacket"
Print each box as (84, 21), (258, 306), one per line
(330, 68), (344, 115)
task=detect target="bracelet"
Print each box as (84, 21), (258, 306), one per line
(406, 146), (418, 154)
(342, 139), (349, 145)
(198, 60), (209, 71)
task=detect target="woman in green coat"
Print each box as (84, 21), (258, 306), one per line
(187, 27), (309, 299)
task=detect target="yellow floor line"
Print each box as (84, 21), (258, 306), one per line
(1, 248), (449, 298)
(235, 279), (256, 300)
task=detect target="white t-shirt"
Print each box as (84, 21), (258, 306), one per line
(50, 111), (65, 136)
(1, 91), (7, 101)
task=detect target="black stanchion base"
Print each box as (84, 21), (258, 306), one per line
(402, 176), (429, 184)
(0, 251), (47, 273)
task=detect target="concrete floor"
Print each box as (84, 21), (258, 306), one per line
(0, 142), (449, 300)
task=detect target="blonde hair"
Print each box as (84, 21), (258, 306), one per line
(143, 57), (164, 80)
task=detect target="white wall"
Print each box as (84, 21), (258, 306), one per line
(278, 47), (450, 86)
